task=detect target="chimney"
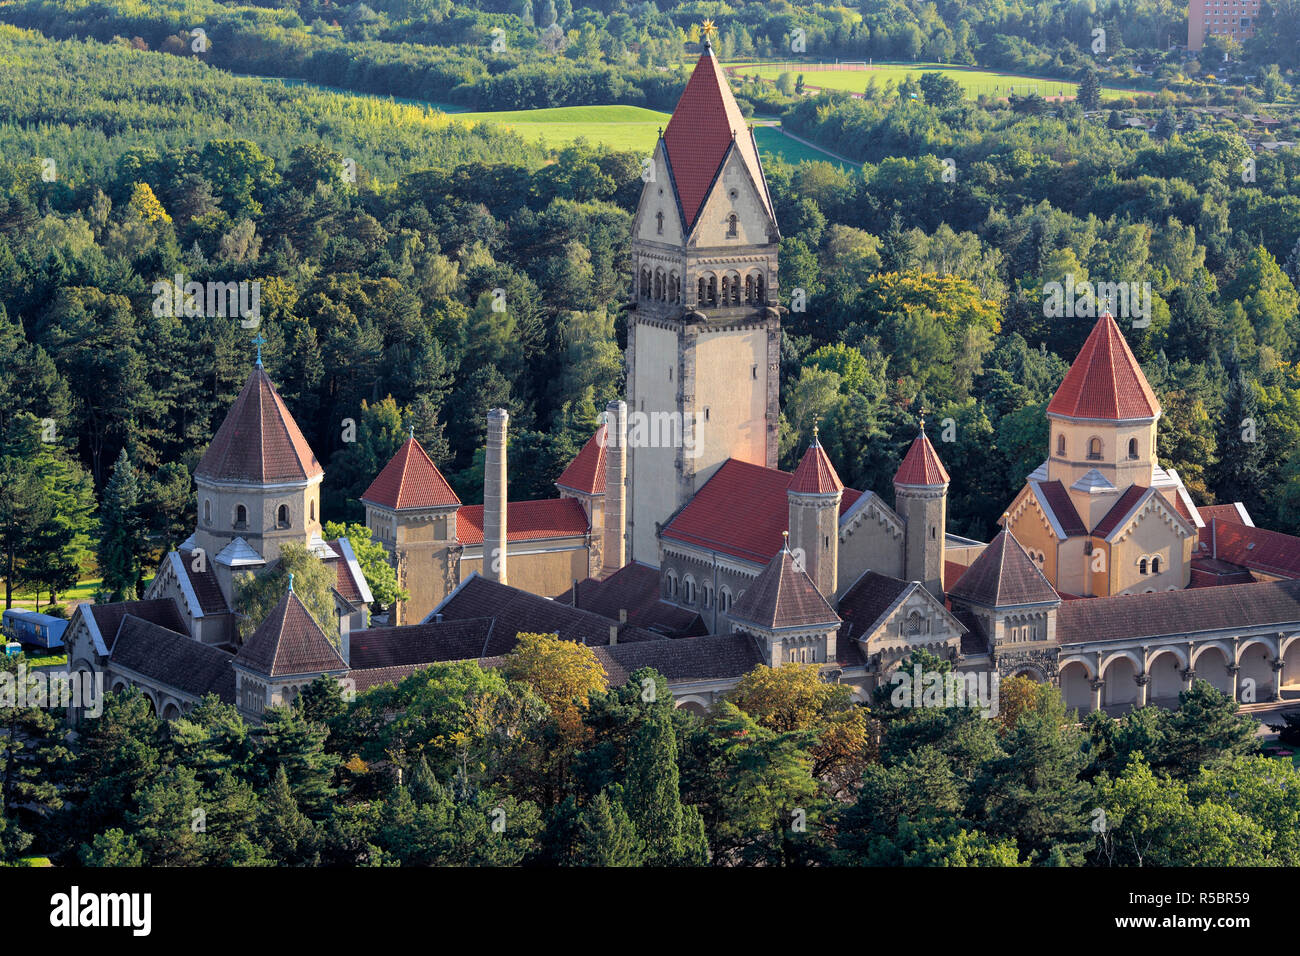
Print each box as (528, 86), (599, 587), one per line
(609, 624), (619, 646)
(619, 608), (627, 624)
(339, 617), (351, 667)
(484, 408), (509, 584)
(602, 400), (628, 575)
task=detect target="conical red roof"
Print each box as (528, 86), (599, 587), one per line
(789, 433), (843, 495)
(894, 427), (950, 487)
(1047, 312), (1160, 421)
(556, 424), (607, 495)
(947, 526), (1058, 608)
(361, 436), (460, 510)
(728, 544), (839, 630)
(196, 366), (322, 483)
(662, 44), (773, 230)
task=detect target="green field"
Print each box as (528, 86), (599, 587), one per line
(450, 104), (852, 167)
(728, 61), (1135, 100)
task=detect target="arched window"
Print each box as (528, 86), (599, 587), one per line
(698, 276), (707, 305)
(1128, 437), (1138, 459)
(719, 586), (732, 612)
(1139, 558), (1148, 575)
(707, 275), (717, 305)
(310, 500), (316, 521)
(1057, 433), (1066, 456)
(234, 504), (247, 529)
(656, 210), (664, 235)
(277, 504), (290, 529)
(641, 268), (651, 298)
(669, 272), (679, 303)
(1088, 437), (1102, 460)
(745, 274), (755, 302)
(720, 275), (730, 303)
(654, 269), (665, 301)
(1151, 556), (1160, 574)
(664, 571), (678, 598)
(906, 611), (923, 636)
(727, 213), (738, 237)
(729, 273), (741, 304)
(682, 576), (696, 605)
(203, 499), (211, 525)
(756, 273), (765, 302)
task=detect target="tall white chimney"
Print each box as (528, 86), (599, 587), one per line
(602, 400), (627, 575)
(484, 408), (509, 584)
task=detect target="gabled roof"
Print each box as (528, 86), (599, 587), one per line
(1092, 485), (1159, 539)
(835, 571), (911, 635)
(456, 498), (589, 545)
(947, 527), (1059, 608)
(894, 427), (950, 487)
(1209, 519), (1300, 579)
(348, 618), (496, 669)
(109, 615), (235, 703)
(555, 425), (607, 496)
(662, 43), (773, 230)
(728, 545), (840, 631)
(91, 599), (189, 652)
(236, 590), (346, 678)
(1046, 312), (1161, 421)
(661, 459), (863, 565)
(430, 574), (665, 652)
(196, 366), (323, 483)
(1033, 480), (1088, 538)
(558, 562), (706, 637)
(595, 632), (764, 686)
(174, 550), (230, 616)
(1199, 502), (1253, 527)
(361, 436), (460, 510)
(789, 433), (843, 495)
(1056, 579), (1300, 644)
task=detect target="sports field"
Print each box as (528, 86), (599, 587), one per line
(727, 61), (1134, 100)
(451, 104), (852, 167)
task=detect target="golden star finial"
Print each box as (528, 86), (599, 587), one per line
(701, 19), (717, 41)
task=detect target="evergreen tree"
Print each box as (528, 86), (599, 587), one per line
(97, 448), (149, 600)
(1077, 68), (1102, 111)
(574, 789), (640, 866)
(1210, 359), (1265, 514)
(259, 764), (317, 864)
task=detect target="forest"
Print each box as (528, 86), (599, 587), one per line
(3, 642), (1296, 866)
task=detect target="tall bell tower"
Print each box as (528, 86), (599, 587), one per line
(626, 35), (781, 565)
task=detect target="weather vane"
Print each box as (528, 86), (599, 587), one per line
(252, 332), (266, 367)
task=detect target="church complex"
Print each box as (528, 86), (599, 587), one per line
(65, 41), (1300, 722)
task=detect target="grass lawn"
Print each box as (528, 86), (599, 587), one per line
(449, 104), (851, 167)
(3, 578), (100, 613)
(728, 61), (1136, 100)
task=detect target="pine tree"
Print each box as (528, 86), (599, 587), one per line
(574, 789), (640, 866)
(1077, 69), (1102, 110)
(259, 765), (317, 864)
(1210, 360), (1265, 514)
(97, 448), (148, 600)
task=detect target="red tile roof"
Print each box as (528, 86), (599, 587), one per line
(1092, 485), (1149, 538)
(1198, 502), (1253, 527)
(894, 429), (950, 486)
(361, 437), (460, 510)
(236, 590), (346, 677)
(324, 541), (364, 604)
(947, 528), (1059, 608)
(1210, 519), (1300, 579)
(662, 45), (773, 230)
(196, 366), (323, 483)
(789, 435), (844, 495)
(1046, 312), (1160, 421)
(456, 498), (590, 545)
(555, 425), (606, 495)
(661, 459), (863, 565)
(728, 546), (840, 630)
(944, 561), (970, 590)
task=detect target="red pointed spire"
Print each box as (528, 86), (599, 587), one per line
(196, 366), (323, 483)
(894, 419), (950, 487)
(361, 436), (460, 510)
(789, 427), (843, 495)
(662, 45), (772, 230)
(1047, 311), (1160, 421)
(556, 424), (607, 495)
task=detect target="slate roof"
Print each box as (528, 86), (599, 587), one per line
(93, 599), (189, 646)
(1035, 480), (1088, 537)
(236, 590), (347, 677)
(557, 563), (706, 637)
(835, 571), (910, 638)
(946, 527), (1059, 608)
(348, 618), (495, 669)
(108, 615), (235, 703)
(894, 428), (950, 486)
(1091, 485), (1148, 538)
(1209, 519), (1300, 579)
(361, 436), (460, 510)
(196, 366), (323, 483)
(177, 550), (230, 614)
(1046, 312), (1161, 421)
(555, 425), (607, 495)
(594, 632), (765, 686)
(456, 498), (589, 545)
(434, 574), (665, 654)
(728, 546), (840, 630)
(1056, 579), (1300, 644)
(661, 459), (863, 565)
(789, 435), (844, 495)
(348, 663), (435, 694)
(662, 44), (774, 230)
